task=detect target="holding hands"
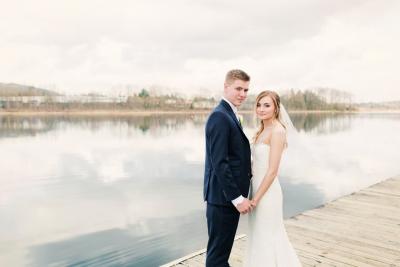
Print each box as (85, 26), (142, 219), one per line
(250, 198), (259, 209)
(236, 198), (253, 214)
(236, 198), (259, 214)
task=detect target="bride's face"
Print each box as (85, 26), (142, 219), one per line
(256, 95), (275, 121)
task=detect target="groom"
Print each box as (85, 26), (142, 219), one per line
(204, 69), (253, 267)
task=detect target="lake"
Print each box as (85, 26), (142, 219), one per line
(1, 112), (399, 266)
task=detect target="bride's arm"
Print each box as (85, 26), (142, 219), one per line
(252, 128), (286, 206)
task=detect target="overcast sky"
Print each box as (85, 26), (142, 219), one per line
(1, 0), (399, 101)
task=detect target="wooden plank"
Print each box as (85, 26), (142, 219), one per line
(288, 232), (382, 267)
(307, 202), (400, 222)
(361, 189), (400, 198)
(286, 228), (400, 260)
(286, 221), (400, 251)
(292, 212), (400, 239)
(287, 227), (398, 266)
(182, 259), (203, 267)
(294, 247), (359, 267)
(299, 210), (400, 239)
(285, 223), (400, 252)
(336, 194), (400, 209)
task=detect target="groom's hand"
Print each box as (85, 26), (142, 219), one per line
(236, 198), (252, 214)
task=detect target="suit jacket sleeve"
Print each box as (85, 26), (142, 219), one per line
(207, 111), (242, 201)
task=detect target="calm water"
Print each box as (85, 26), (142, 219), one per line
(1, 112), (400, 266)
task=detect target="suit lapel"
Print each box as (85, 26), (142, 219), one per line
(219, 100), (247, 138)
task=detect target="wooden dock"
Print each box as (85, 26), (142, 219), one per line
(161, 176), (400, 267)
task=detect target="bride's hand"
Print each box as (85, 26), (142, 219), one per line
(250, 199), (258, 208)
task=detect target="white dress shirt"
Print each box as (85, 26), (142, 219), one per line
(222, 96), (241, 123)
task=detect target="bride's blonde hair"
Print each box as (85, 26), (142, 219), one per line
(253, 90), (286, 143)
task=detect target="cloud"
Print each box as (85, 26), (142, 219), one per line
(0, 0), (399, 101)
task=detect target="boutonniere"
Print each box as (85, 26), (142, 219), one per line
(238, 114), (244, 126)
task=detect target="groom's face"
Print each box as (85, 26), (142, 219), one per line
(224, 79), (249, 107)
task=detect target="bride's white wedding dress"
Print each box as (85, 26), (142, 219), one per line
(244, 142), (301, 267)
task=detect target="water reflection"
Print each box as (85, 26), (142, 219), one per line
(289, 113), (352, 134)
(0, 112), (400, 266)
(2, 112), (400, 138)
(0, 112), (354, 139)
(0, 114), (210, 139)
(28, 211), (207, 267)
(0, 116), (54, 138)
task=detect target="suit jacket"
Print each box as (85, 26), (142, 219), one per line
(203, 100), (252, 206)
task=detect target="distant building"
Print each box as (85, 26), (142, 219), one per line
(192, 100), (216, 109)
(165, 99), (177, 105)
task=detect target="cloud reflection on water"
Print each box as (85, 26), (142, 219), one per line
(0, 113), (399, 266)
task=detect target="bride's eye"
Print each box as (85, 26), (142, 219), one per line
(256, 103), (261, 107)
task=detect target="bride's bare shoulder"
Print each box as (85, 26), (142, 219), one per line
(271, 122), (287, 148)
(272, 122), (286, 134)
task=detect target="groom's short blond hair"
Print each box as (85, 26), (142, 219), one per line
(225, 69), (250, 85)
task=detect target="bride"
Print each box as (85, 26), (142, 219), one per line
(244, 90), (301, 266)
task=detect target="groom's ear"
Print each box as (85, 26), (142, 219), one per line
(223, 82), (230, 91)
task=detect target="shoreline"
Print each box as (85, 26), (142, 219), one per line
(1, 109), (400, 116)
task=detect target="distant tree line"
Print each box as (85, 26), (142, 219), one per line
(281, 89), (354, 111)
(0, 87), (358, 111)
(0, 89), (215, 111)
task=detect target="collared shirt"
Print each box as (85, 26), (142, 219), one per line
(221, 96), (245, 207)
(222, 96), (240, 124)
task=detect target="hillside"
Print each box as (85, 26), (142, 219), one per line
(0, 83), (60, 96)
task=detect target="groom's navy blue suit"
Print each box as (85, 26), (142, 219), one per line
(204, 100), (252, 267)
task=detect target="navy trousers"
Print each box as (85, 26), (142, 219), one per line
(206, 203), (240, 267)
